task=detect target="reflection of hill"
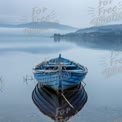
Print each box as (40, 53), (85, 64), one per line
(32, 83), (87, 122)
(0, 37), (70, 54)
(54, 35), (122, 51)
(53, 24), (122, 51)
(0, 76), (4, 92)
(0, 45), (68, 54)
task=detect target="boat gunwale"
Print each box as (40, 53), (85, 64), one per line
(32, 57), (88, 74)
(32, 64), (88, 74)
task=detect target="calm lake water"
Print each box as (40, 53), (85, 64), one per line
(0, 29), (122, 122)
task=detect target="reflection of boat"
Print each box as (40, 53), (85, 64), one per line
(32, 83), (88, 122)
(32, 54), (88, 92)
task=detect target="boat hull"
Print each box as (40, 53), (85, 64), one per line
(33, 70), (87, 92)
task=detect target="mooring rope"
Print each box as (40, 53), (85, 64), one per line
(61, 93), (78, 114)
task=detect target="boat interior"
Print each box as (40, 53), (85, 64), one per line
(35, 62), (84, 71)
(34, 57), (85, 71)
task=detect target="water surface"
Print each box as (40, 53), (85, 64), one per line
(0, 30), (122, 122)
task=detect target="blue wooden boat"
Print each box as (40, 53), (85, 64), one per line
(32, 83), (88, 122)
(32, 54), (88, 92)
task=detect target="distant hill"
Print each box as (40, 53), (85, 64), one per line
(76, 24), (122, 33)
(59, 24), (122, 37)
(0, 22), (78, 30)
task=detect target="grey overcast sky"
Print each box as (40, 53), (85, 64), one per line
(0, 0), (122, 28)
